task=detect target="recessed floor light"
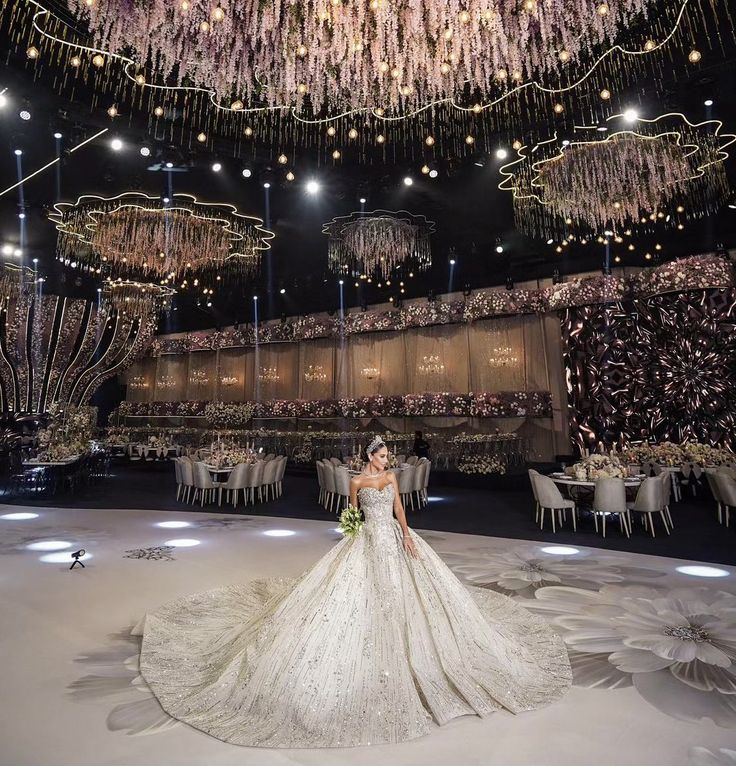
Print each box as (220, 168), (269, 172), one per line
(263, 530), (296, 537)
(1, 512), (39, 520)
(156, 521), (191, 529)
(164, 538), (201, 547)
(540, 546), (580, 555)
(676, 565), (729, 578)
(26, 540), (72, 551)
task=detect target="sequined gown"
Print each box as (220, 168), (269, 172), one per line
(133, 484), (571, 748)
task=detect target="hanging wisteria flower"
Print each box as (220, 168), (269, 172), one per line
(338, 505), (364, 537)
(523, 585), (736, 726)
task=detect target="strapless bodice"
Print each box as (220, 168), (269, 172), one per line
(358, 483), (395, 525)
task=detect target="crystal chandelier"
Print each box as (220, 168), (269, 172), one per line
(220, 375), (239, 387)
(417, 354), (445, 376)
(258, 366), (280, 383)
(157, 375), (177, 389)
(304, 364), (328, 383)
(189, 369), (210, 386)
(487, 346), (519, 368)
(323, 211), (434, 280)
(51, 192), (274, 285)
(102, 279), (175, 316)
(128, 375), (149, 389)
(360, 366), (380, 380)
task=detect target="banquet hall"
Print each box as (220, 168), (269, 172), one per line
(1, 0), (736, 763)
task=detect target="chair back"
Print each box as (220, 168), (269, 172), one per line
(423, 461), (432, 489)
(322, 462), (337, 493)
(395, 454), (406, 466)
(535, 475), (566, 508)
(705, 469), (723, 503)
(247, 459), (266, 489)
(715, 472), (736, 505)
(631, 477), (663, 512)
(406, 455), (418, 465)
(329, 457), (343, 465)
(225, 463), (250, 489)
(262, 458), (280, 485)
(593, 478), (627, 513)
(180, 459), (194, 486)
(192, 461), (214, 489)
(398, 464), (416, 493)
(275, 456), (287, 481)
(173, 458), (182, 484)
(414, 461), (429, 491)
(333, 466), (352, 497)
(527, 469), (541, 502)
(657, 471), (671, 506)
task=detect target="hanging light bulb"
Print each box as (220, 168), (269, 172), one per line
(92, 54), (105, 67)
(154, 105), (164, 117)
(348, 128), (358, 139)
(197, 131), (207, 142)
(600, 88), (611, 100)
(277, 153), (288, 164)
(558, 49), (570, 63)
(376, 134), (385, 144)
(553, 103), (564, 114)
(643, 39), (656, 51)
(70, 55), (81, 67)
(425, 135), (435, 146)
(26, 46), (39, 59)
(327, 125), (336, 136)
(332, 149), (341, 159)
(135, 73), (145, 85)
(231, 100), (243, 110)
(688, 49), (702, 63)
(596, 2), (609, 15)
(212, 6), (225, 21)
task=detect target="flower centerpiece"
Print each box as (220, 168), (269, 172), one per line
(204, 401), (255, 429)
(567, 453), (627, 480)
(338, 505), (364, 537)
(457, 455), (507, 475)
(208, 440), (255, 469)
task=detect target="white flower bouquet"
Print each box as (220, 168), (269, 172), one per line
(338, 505), (364, 537)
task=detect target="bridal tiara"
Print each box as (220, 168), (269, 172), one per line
(366, 435), (386, 455)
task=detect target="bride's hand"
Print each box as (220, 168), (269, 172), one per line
(403, 534), (418, 559)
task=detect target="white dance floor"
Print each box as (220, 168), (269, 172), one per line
(1, 503), (733, 766)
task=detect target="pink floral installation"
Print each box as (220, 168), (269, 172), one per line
(147, 255), (734, 356)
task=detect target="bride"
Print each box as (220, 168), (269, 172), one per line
(133, 436), (571, 748)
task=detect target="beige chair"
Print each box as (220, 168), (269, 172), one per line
(413, 461), (430, 508)
(398, 465), (417, 510)
(627, 477), (670, 537)
(246, 460), (266, 504)
(262, 458), (281, 501)
(592, 478), (630, 538)
(528, 468), (541, 522)
(534, 474), (576, 533)
(178, 457), (194, 504)
(220, 463), (250, 507)
(333, 466), (352, 512)
(321, 461), (337, 511)
(316, 460), (326, 506)
(192, 461), (217, 506)
(274, 456), (286, 497)
(705, 469), (725, 524)
(329, 457), (343, 466)
(173, 458), (183, 501)
(406, 455), (419, 466)
(714, 472), (736, 527)
(657, 471), (674, 529)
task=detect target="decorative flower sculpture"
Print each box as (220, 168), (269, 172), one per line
(501, 113), (734, 239)
(323, 210), (434, 280)
(51, 192), (274, 283)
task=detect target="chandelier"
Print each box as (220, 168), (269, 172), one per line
(103, 279), (175, 316)
(51, 192), (274, 285)
(487, 346), (519, 368)
(157, 375), (177, 390)
(189, 369), (210, 386)
(128, 375), (149, 389)
(324, 211), (434, 280)
(361, 366), (380, 381)
(72, 0), (668, 115)
(417, 354), (445, 376)
(304, 364), (328, 383)
(220, 375), (239, 387)
(258, 366), (280, 383)
(502, 113), (734, 240)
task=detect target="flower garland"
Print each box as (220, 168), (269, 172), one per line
(620, 441), (734, 466)
(147, 256), (733, 356)
(115, 391), (553, 420)
(567, 453), (628, 480)
(457, 455), (507, 475)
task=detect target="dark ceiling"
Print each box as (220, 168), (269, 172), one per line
(0, 10), (735, 333)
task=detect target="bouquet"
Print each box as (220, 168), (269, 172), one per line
(338, 505), (364, 537)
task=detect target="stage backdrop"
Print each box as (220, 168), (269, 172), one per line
(124, 312), (569, 460)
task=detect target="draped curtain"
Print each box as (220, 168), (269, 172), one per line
(186, 351), (216, 401)
(217, 349), (246, 402)
(299, 339), (335, 399)
(348, 331), (406, 396)
(467, 317), (526, 392)
(404, 324), (469, 393)
(153, 355), (188, 401)
(253, 343), (299, 400)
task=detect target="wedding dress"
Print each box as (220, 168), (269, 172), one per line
(133, 484), (572, 748)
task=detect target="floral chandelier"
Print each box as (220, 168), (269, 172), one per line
(102, 279), (175, 315)
(323, 210), (434, 280)
(500, 113), (735, 240)
(70, 0), (662, 114)
(50, 192), (274, 286)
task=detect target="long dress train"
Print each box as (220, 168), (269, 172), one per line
(133, 484), (571, 747)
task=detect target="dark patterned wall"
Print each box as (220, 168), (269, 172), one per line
(562, 289), (736, 452)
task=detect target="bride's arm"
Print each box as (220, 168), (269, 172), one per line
(349, 476), (360, 508)
(390, 472), (418, 558)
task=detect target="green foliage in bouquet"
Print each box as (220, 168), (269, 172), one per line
(338, 504), (364, 538)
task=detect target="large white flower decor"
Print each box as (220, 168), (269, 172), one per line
(203, 401), (255, 429)
(523, 585), (736, 727)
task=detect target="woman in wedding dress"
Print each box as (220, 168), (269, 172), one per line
(134, 436), (571, 748)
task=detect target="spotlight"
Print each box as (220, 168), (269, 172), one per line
(704, 99), (714, 106)
(495, 148), (508, 159)
(428, 169), (438, 178)
(403, 176), (413, 186)
(495, 245), (504, 254)
(253, 295), (258, 301)
(359, 197), (366, 204)
(1, 244), (12, 255)
(18, 213), (25, 220)
(165, 161), (173, 168)
(306, 180), (319, 194)
(0, 93), (6, 108)
(19, 109), (31, 121)
(242, 168), (252, 178)
(449, 258), (456, 266)
(279, 287), (286, 294)
(211, 161), (222, 172)
(162, 196), (170, 203)
(15, 248), (24, 256)
(140, 145), (151, 157)
(53, 132), (62, 139)
(505, 276), (514, 290)
(623, 108), (639, 123)
(13, 149), (22, 156)
(263, 181), (271, 189)
(110, 137), (123, 151)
